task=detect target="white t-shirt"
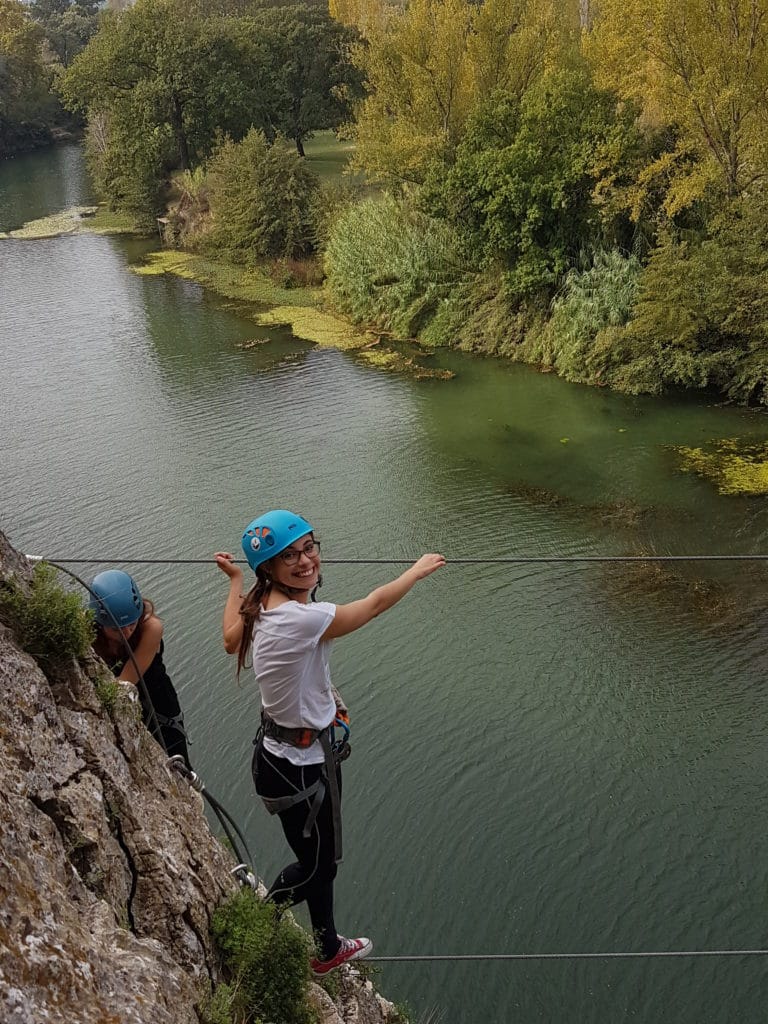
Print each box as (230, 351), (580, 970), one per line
(253, 599), (337, 765)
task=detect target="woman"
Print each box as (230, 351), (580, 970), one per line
(215, 509), (444, 977)
(90, 569), (190, 767)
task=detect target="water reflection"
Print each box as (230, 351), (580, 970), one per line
(0, 144), (93, 232)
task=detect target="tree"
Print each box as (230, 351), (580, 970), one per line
(63, 1), (271, 172)
(352, 0), (572, 185)
(0, 0), (53, 155)
(204, 129), (319, 261)
(31, 1), (100, 67)
(618, 197), (768, 403)
(61, 0), (279, 212)
(242, 5), (362, 156)
(587, 0), (768, 209)
(421, 68), (642, 299)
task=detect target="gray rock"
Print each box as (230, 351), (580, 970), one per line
(0, 531), (399, 1023)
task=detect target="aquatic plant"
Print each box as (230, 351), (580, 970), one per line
(132, 251), (319, 310)
(1, 206), (144, 240)
(604, 556), (740, 625)
(254, 306), (371, 350)
(356, 348), (454, 379)
(672, 438), (768, 496)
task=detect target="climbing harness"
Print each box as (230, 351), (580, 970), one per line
(255, 711), (348, 862)
(155, 709), (188, 741)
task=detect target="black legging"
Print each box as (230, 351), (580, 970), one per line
(252, 741), (342, 960)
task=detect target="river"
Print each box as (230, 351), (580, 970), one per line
(2, 145), (768, 1024)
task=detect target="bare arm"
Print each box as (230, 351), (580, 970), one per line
(117, 615), (163, 683)
(323, 554), (445, 641)
(215, 552), (245, 654)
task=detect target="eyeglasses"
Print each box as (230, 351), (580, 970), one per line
(279, 540), (320, 565)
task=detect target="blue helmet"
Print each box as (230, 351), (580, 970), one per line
(89, 570), (144, 628)
(241, 510), (313, 572)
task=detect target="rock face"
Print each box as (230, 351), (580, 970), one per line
(0, 532), (397, 1024)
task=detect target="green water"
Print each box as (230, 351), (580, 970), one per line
(3, 146), (768, 1024)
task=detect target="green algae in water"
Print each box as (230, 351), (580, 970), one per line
(255, 305), (370, 350)
(132, 250), (320, 309)
(1, 205), (142, 239)
(356, 347), (455, 379)
(673, 438), (768, 495)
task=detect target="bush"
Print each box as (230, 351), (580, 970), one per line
(618, 198), (768, 403)
(210, 889), (314, 1024)
(0, 562), (94, 665)
(324, 193), (467, 340)
(93, 673), (121, 713)
(529, 249), (641, 382)
(421, 69), (643, 303)
(309, 178), (362, 253)
(84, 112), (174, 227)
(204, 130), (319, 264)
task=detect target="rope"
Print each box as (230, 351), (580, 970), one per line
(368, 949), (768, 962)
(27, 554), (768, 565)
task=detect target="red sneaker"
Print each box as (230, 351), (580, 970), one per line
(310, 935), (373, 977)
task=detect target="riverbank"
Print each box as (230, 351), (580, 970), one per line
(2, 131), (765, 404)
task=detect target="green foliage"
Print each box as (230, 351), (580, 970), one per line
(61, 0), (276, 213)
(421, 68), (642, 301)
(240, 4), (362, 156)
(351, 0), (572, 185)
(617, 199), (768, 403)
(200, 983), (238, 1024)
(324, 193), (467, 338)
(88, 116), (173, 223)
(588, 0), (768, 206)
(60, 1), (360, 216)
(204, 130), (319, 262)
(530, 249), (641, 382)
(31, 1), (100, 68)
(210, 889), (314, 1024)
(0, 563), (95, 664)
(93, 673), (121, 713)
(309, 178), (362, 253)
(0, 0), (57, 156)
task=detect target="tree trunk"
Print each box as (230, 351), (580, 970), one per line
(295, 135), (305, 158)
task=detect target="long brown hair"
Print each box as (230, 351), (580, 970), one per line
(236, 534), (322, 677)
(93, 599), (155, 668)
(236, 566), (271, 678)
